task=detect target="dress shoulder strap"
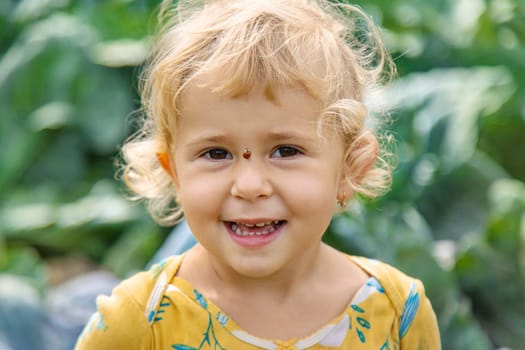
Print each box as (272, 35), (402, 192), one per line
(350, 256), (416, 315)
(144, 254), (184, 324)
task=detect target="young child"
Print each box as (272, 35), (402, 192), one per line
(75, 0), (440, 348)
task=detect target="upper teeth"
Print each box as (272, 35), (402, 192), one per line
(242, 221), (278, 228)
(231, 221), (280, 236)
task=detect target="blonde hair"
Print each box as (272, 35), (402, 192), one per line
(120, 0), (395, 225)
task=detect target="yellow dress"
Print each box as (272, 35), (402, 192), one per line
(74, 255), (440, 349)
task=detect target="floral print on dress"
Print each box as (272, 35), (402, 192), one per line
(349, 304), (371, 343)
(171, 289), (227, 350)
(399, 283), (420, 338)
(172, 278), (402, 349)
(194, 289), (208, 309)
(216, 312), (229, 326)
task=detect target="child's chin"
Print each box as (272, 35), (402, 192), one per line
(228, 256), (284, 279)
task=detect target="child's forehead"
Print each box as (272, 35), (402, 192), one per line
(180, 75), (321, 112)
(175, 77), (341, 149)
(176, 79), (338, 144)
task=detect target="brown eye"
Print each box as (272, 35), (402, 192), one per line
(204, 149), (232, 160)
(271, 145), (300, 158)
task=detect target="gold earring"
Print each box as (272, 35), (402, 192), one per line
(337, 191), (347, 209)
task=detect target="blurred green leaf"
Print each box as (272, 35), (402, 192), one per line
(0, 246), (47, 289)
(385, 67), (514, 172)
(28, 101), (74, 131)
(89, 38), (149, 67)
(103, 222), (164, 278)
(454, 178), (525, 348)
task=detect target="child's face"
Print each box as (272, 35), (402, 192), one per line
(171, 81), (347, 279)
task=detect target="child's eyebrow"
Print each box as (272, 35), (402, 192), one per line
(264, 130), (316, 143)
(183, 133), (228, 147)
(182, 130), (317, 148)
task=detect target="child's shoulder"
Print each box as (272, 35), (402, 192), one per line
(121, 255), (184, 321)
(118, 254), (182, 289)
(348, 255), (427, 314)
(86, 254), (184, 326)
(74, 255), (184, 349)
(347, 255), (441, 348)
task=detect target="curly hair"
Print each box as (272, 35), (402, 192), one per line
(120, 0), (396, 225)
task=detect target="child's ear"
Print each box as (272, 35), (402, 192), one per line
(156, 152), (179, 188)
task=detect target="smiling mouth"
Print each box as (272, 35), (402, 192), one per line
(227, 220), (285, 237)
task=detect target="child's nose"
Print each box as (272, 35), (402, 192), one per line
(230, 158), (273, 201)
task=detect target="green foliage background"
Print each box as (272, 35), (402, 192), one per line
(1, 0), (524, 349)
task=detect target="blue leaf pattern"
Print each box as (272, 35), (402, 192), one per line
(171, 289), (226, 350)
(399, 282), (420, 338)
(356, 328), (366, 343)
(357, 317), (370, 329)
(216, 312), (229, 326)
(147, 310), (156, 323)
(194, 289), (208, 310)
(351, 304), (365, 313)
(366, 278), (385, 293)
(380, 340), (391, 349)
(349, 303), (371, 344)
(153, 295), (170, 322)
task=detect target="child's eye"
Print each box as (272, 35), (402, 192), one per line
(202, 148), (232, 160)
(271, 145), (301, 158)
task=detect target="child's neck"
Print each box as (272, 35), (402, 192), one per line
(208, 244), (326, 296)
(178, 244), (369, 341)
